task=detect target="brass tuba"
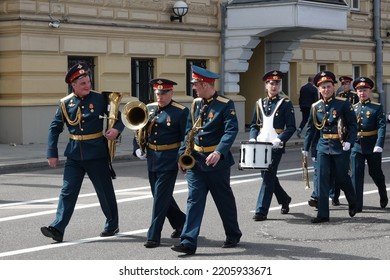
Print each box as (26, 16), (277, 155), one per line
(101, 91), (123, 162)
(121, 100), (149, 154)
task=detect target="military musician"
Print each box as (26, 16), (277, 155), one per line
(303, 71), (357, 223)
(249, 70), (296, 221)
(171, 65), (242, 255)
(41, 63), (124, 242)
(351, 77), (388, 211)
(134, 78), (188, 248)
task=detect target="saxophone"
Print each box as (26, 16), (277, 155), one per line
(178, 105), (207, 170)
(101, 91), (123, 162)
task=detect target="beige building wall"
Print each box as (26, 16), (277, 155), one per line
(0, 0), (222, 144)
(1, 0), (390, 143)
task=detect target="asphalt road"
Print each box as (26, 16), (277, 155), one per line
(1, 146), (390, 278)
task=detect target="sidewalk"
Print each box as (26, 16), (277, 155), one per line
(1, 126), (389, 174)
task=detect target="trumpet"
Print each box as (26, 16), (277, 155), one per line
(302, 149), (310, 190)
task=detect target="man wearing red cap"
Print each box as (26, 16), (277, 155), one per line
(337, 76), (359, 105)
(41, 62), (124, 242)
(249, 70), (296, 222)
(133, 78), (188, 248)
(303, 71), (358, 223)
(351, 77), (388, 211)
(172, 65), (242, 255)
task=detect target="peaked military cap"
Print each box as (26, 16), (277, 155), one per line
(353, 77), (374, 89)
(313, 71), (337, 86)
(149, 78), (177, 93)
(262, 70), (283, 82)
(191, 65), (219, 83)
(339, 76), (353, 84)
(65, 63), (90, 84)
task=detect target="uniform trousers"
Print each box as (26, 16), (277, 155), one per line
(317, 151), (356, 218)
(50, 158), (119, 234)
(311, 159), (337, 200)
(351, 151), (388, 211)
(180, 168), (242, 252)
(255, 150), (291, 216)
(147, 170), (186, 242)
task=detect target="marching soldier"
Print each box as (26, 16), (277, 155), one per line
(337, 76), (359, 105)
(134, 78), (187, 248)
(249, 70), (296, 221)
(171, 65), (242, 255)
(41, 63), (124, 242)
(303, 71), (358, 223)
(351, 77), (388, 212)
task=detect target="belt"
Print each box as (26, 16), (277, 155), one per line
(322, 134), (340, 139)
(260, 129), (284, 134)
(358, 130), (378, 137)
(69, 132), (103, 141)
(147, 142), (181, 151)
(194, 144), (218, 153)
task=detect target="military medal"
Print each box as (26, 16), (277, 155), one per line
(332, 110), (337, 118)
(366, 111), (370, 118)
(208, 112), (214, 120)
(166, 116), (171, 126)
(89, 103), (94, 113)
(318, 106), (323, 113)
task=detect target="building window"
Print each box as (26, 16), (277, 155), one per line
(131, 59), (154, 104)
(67, 56), (95, 93)
(318, 64), (327, 72)
(186, 59), (206, 97)
(349, 0), (360, 11)
(353, 65), (362, 79)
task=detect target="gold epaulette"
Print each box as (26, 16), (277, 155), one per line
(91, 90), (101, 94)
(146, 102), (158, 108)
(60, 93), (75, 102)
(171, 101), (186, 110)
(335, 96), (347, 101)
(371, 101), (381, 105)
(216, 96), (229, 103)
(312, 99), (323, 107)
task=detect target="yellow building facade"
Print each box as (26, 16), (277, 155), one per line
(0, 0), (389, 144)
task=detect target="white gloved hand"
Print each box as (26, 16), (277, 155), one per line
(302, 150), (309, 157)
(249, 138), (256, 142)
(342, 142), (351, 151)
(135, 149), (147, 160)
(271, 138), (282, 148)
(373, 146), (383, 153)
(311, 157), (317, 162)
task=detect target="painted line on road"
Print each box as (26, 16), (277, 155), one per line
(0, 228), (148, 258)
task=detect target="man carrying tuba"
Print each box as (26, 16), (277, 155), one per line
(40, 62), (124, 243)
(133, 78), (188, 249)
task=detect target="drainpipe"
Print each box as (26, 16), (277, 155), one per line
(220, 1), (228, 96)
(374, 0), (385, 108)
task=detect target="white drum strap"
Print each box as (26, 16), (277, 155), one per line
(257, 98), (285, 142)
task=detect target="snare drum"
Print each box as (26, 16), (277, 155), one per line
(238, 141), (272, 170)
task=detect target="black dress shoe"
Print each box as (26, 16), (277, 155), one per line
(222, 238), (240, 248)
(349, 208), (357, 217)
(308, 199), (318, 208)
(170, 228), (182, 238)
(252, 213), (267, 221)
(281, 197), (291, 214)
(171, 244), (195, 255)
(380, 198), (388, 209)
(332, 198), (340, 206)
(311, 217), (329, 223)
(144, 240), (160, 248)
(40, 226), (63, 242)
(100, 228), (119, 237)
